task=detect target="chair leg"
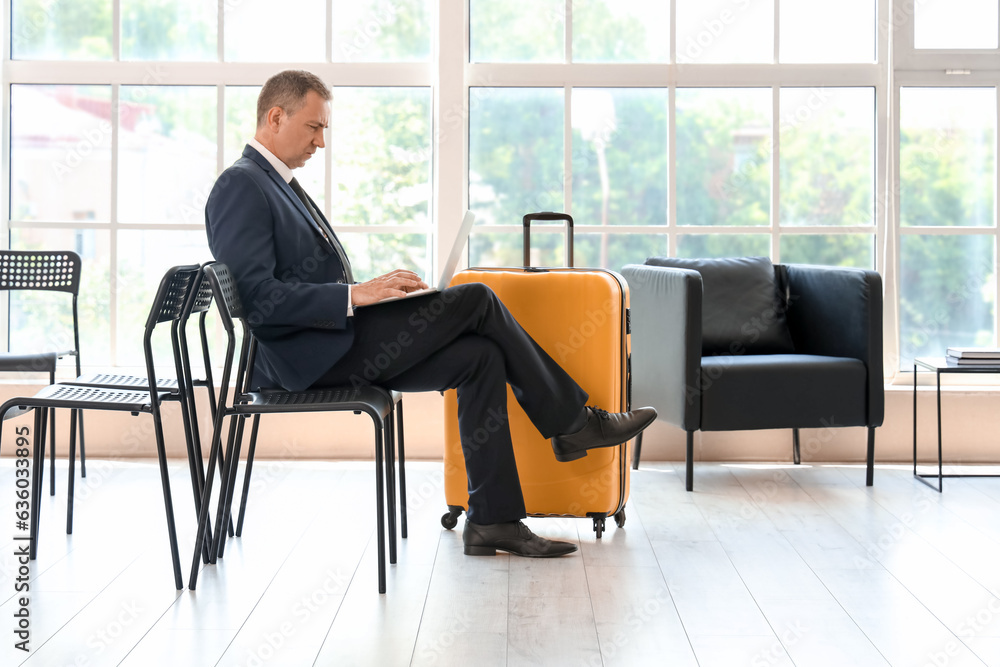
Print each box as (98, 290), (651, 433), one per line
(151, 413), (184, 590)
(235, 415), (261, 537)
(792, 428), (801, 465)
(685, 431), (694, 492)
(384, 409), (397, 566)
(189, 411), (231, 590)
(214, 415), (247, 561)
(31, 407), (45, 560)
(396, 399), (407, 540)
(371, 413), (387, 594)
(48, 371), (55, 497)
(78, 410), (86, 478)
(66, 411), (77, 535)
(49, 408), (56, 497)
(632, 432), (643, 470)
(866, 426), (875, 486)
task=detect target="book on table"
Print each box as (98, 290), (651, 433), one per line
(946, 347), (1000, 364)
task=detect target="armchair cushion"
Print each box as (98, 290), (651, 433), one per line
(645, 256), (795, 355)
(699, 354), (868, 431)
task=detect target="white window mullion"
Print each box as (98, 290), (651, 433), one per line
(667, 85), (677, 252)
(771, 85), (780, 262)
(565, 0), (572, 63)
(218, 0), (225, 62)
(436, 0), (467, 277)
(113, 0), (121, 62)
(564, 85), (572, 219)
(110, 83), (120, 365)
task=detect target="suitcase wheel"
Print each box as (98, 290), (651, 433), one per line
(593, 517), (606, 538)
(441, 505), (464, 530)
(614, 508), (626, 529)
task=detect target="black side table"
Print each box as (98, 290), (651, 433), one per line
(913, 356), (1000, 491)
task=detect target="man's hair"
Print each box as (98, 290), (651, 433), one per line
(256, 70), (332, 128)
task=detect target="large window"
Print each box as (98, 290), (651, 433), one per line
(466, 2), (879, 286)
(5, 0), (433, 370)
(5, 2), (1000, 378)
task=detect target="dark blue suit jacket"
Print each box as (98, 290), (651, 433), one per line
(205, 145), (354, 391)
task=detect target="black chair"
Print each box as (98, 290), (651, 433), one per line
(233, 387), (408, 538)
(189, 262), (396, 593)
(63, 264), (229, 546)
(0, 250), (87, 496)
(622, 257), (884, 491)
(0, 264), (210, 589)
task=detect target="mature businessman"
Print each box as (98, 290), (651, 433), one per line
(205, 70), (655, 558)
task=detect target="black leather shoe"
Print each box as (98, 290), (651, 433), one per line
(463, 520), (578, 557)
(550, 406), (657, 462)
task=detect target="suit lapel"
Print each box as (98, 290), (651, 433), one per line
(243, 145), (332, 247)
(242, 145), (353, 283)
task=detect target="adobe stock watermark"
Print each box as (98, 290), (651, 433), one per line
(853, 495), (933, 568)
(677, 0), (755, 65)
(50, 65), (169, 182)
(923, 595), (1000, 667)
(553, 299), (617, 364)
(337, 2), (400, 62)
(581, 588), (675, 667)
(11, 424), (32, 654)
(751, 620), (808, 667)
(347, 288), (460, 388)
(242, 568), (350, 666)
(74, 600), (144, 666)
(683, 295), (799, 407)
(416, 613), (473, 664)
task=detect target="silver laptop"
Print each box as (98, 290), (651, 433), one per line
(357, 210), (476, 307)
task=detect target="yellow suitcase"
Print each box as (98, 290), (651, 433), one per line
(441, 213), (631, 537)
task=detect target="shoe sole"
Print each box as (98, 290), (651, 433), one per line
(552, 440), (625, 463)
(464, 544), (577, 558)
(553, 448), (589, 463)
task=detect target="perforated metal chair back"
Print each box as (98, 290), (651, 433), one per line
(147, 265), (201, 329)
(203, 262), (245, 325)
(0, 251), (82, 295)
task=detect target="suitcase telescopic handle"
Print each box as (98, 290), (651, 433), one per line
(522, 212), (574, 268)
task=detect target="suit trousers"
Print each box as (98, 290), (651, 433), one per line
(314, 282), (589, 524)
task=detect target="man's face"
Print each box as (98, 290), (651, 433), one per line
(270, 90), (330, 169)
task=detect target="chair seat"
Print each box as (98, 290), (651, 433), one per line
(243, 386), (393, 417)
(0, 350), (75, 373)
(21, 384), (172, 413)
(70, 372), (180, 391)
(700, 354), (868, 431)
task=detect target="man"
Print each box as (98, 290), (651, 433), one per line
(205, 70), (655, 558)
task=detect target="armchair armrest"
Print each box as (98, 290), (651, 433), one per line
(783, 264), (884, 426)
(622, 264), (703, 431)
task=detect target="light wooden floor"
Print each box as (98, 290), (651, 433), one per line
(2, 457), (1000, 666)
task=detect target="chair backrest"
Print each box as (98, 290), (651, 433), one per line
(0, 250), (82, 296)
(188, 265), (215, 316)
(145, 265), (203, 330)
(203, 262), (245, 329)
(645, 255), (795, 356)
(203, 262), (254, 411)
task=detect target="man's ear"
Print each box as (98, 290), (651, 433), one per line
(265, 105), (285, 132)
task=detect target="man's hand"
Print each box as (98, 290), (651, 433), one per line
(351, 269), (430, 306)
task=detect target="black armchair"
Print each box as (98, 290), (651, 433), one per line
(622, 256), (883, 491)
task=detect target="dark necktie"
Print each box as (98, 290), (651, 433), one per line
(289, 177), (353, 283)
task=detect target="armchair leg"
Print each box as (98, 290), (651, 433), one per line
(866, 427), (875, 486)
(685, 431), (694, 492)
(632, 432), (643, 470)
(792, 428), (801, 465)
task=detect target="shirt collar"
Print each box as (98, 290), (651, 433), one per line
(249, 137), (294, 184)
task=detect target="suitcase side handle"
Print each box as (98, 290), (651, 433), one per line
(523, 212), (574, 268)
